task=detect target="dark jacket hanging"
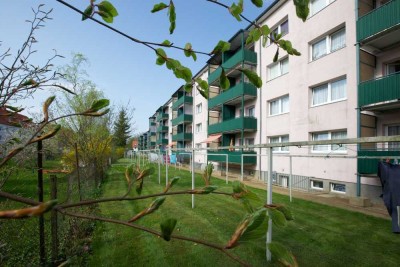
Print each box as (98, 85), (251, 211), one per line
(378, 162), (400, 233)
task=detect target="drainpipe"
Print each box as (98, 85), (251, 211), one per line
(241, 30), (245, 152)
(355, 0), (361, 197)
(258, 31), (263, 180)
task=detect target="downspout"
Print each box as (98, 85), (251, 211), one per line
(258, 30), (263, 180)
(355, 0), (361, 197)
(241, 30), (245, 152)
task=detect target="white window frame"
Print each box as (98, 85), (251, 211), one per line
(267, 57), (289, 80)
(311, 130), (347, 153)
(269, 135), (289, 153)
(195, 123), (202, 133)
(196, 103), (202, 114)
(244, 138), (255, 151)
(310, 27), (345, 61)
(311, 78), (347, 107)
(267, 19), (289, 46)
(309, 0), (336, 17)
(310, 180), (324, 190)
(246, 105), (255, 117)
(269, 95), (289, 116)
(385, 124), (400, 150)
(330, 182), (346, 194)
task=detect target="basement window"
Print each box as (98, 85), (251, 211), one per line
(330, 182), (346, 194)
(311, 180), (324, 190)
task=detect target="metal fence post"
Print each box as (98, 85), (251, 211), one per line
(50, 175), (58, 265)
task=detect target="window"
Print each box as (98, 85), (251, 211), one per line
(387, 60), (400, 75)
(269, 95), (289, 116)
(195, 123), (202, 133)
(268, 19), (289, 45)
(387, 125), (400, 150)
(310, 0), (335, 16)
(195, 143), (201, 149)
(268, 57), (289, 80)
(196, 103), (202, 114)
(311, 180), (324, 190)
(244, 138), (255, 151)
(311, 28), (345, 60)
(269, 135), (289, 152)
(312, 78), (346, 106)
(246, 106), (255, 117)
(330, 182), (346, 193)
(312, 130), (347, 152)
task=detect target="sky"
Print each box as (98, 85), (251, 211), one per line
(0, 0), (273, 133)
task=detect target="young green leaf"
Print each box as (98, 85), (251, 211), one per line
(184, 43), (192, 57)
(98, 10), (113, 23)
(211, 41), (231, 54)
(161, 39), (172, 46)
(195, 78), (209, 91)
(43, 96), (56, 122)
(268, 208), (287, 227)
(82, 5), (93, 21)
(229, 0), (244, 21)
(239, 68), (262, 88)
(156, 48), (167, 59)
(168, 1), (176, 34)
(151, 2), (169, 13)
(98, 1), (118, 17)
(293, 0), (310, 22)
(273, 47), (279, 62)
(268, 242), (298, 267)
(89, 99), (110, 112)
(160, 218), (177, 241)
(28, 125), (61, 144)
(251, 0), (263, 8)
(219, 68), (230, 90)
(184, 83), (193, 92)
(276, 205), (294, 221)
(0, 200), (58, 219)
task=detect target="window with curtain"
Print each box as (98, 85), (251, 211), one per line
(268, 19), (289, 46)
(268, 57), (289, 80)
(311, 27), (345, 61)
(269, 95), (290, 116)
(269, 135), (289, 152)
(247, 106), (255, 117)
(312, 78), (346, 106)
(312, 130), (347, 152)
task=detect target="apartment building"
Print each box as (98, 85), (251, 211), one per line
(171, 87), (193, 151)
(138, 0), (400, 201)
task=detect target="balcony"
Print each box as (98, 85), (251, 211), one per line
(156, 138), (168, 145)
(156, 112), (168, 121)
(357, 0), (400, 43)
(358, 72), (400, 108)
(157, 125), (168, 132)
(208, 82), (257, 110)
(172, 132), (192, 141)
(172, 95), (193, 110)
(208, 117), (257, 135)
(358, 149), (400, 174)
(208, 150), (257, 165)
(208, 48), (257, 84)
(171, 114), (193, 126)
(147, 141), (156, 147)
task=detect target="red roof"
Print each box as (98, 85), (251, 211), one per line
(0, 108), (30, 127)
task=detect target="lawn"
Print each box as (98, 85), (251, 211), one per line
(88, 159), (400, 267)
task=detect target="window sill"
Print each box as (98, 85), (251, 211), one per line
(311, 98), (347, 108)
(309, 46), (346, 63)
(268, 112), (289, 117)
(311, 150), (347, 154)
(266, 72), (289, 83)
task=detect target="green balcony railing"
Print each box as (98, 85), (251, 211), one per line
(172, 132), (192, 141)
(156, 138), (168, 145)
(358, 72), (400, 107)
(208, 117), (257, 134)
(172, 95), (193, 110)
(157, 125), (168, 132)
(208, 48), (257, 84)
(171, 114), (193, 126)
(156, 112), (169, 121)
(358, 149), (400, 174)
(147, 141), (156, 147)
(357, 0), (400, 42)
(208, 82), (257, 110)
(207, 150), (257, 164)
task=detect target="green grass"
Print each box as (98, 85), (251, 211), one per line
(89, 159), (400, 266)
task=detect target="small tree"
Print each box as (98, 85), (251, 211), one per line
(113, 107), (131, 147)
(202, 162), (214, 186)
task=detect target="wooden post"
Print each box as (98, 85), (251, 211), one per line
(74, 143), (82, 201)
(50, 175), (58, 266)
(37, 140), (46, 266)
